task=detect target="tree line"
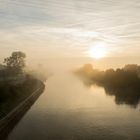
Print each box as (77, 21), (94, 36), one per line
(75, 64), (140, 107)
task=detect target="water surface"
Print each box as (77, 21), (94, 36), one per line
(8, 72), (140, 140)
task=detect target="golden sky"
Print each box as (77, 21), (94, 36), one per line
(0, 0), (140, 60)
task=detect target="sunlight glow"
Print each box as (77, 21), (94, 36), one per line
(89, 43), (108, 59)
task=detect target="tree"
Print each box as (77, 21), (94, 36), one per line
(3, 51), (26, 73)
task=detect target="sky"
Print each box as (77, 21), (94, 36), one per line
(0, 0), (140, 62)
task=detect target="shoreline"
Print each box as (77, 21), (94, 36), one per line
(0, 81), (45, 139)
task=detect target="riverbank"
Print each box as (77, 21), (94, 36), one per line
(0, 77), (45, 139)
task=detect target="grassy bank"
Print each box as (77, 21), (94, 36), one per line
(0, 76), (45, 119)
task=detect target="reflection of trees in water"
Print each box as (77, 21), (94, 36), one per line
(82, 79), (140, 107)
(75, 64), (140, 108)
(104, 86), (140, 108)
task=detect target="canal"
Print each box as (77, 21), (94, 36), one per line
(8, 72), (140, 140)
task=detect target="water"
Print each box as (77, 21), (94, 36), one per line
(8, 72), (140, 140)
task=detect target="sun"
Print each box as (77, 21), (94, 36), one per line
(88, 43), (107, 59)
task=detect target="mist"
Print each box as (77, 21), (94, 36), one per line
(74, 63), (140, 107)
(8, 57), (140, 140)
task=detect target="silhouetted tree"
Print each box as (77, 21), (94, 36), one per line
(3, 51), (26, 73)
(75, 64), (140, 107)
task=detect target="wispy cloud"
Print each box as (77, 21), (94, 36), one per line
(0, 0), (140, 58)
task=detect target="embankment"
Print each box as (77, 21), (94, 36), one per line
(0, 80), (45, 139)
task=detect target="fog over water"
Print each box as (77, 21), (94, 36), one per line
(8, 62), (140, 140)
(1, 0), (140, 139)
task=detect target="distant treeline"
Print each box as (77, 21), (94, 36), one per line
(74, 64), (140, 107)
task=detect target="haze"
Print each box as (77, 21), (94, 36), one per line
(0, 0), (140, 67)
(1, 1), (140, 139)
